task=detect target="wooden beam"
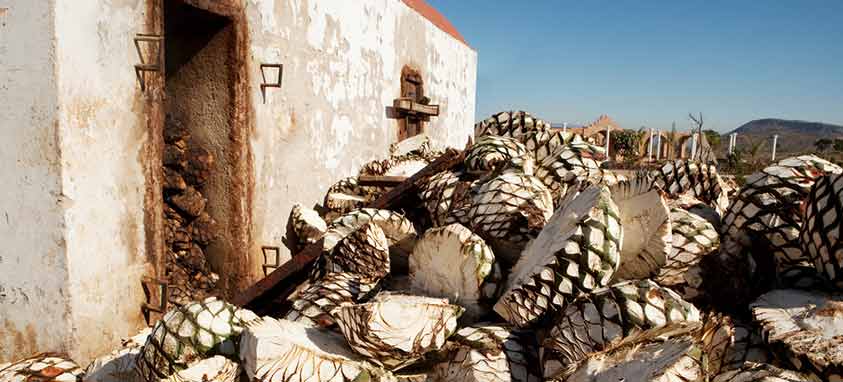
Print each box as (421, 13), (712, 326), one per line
(358, 175), (408, 187)
(232, 148), (465, 309)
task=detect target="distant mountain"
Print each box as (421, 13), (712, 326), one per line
(725, 119), (843, 154)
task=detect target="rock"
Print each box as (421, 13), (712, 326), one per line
(170, 186), (206, 218)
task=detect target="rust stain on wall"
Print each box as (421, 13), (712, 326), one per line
(2, 319), (38, 357)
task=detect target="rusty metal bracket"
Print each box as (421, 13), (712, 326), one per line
(141, 276), (168, 325)
(262, 246), (282, 276)
(134, 33), (164, 92)
(259, 64), (283, 104)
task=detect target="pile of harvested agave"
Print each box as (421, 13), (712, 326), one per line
(4, 111), (843, 382)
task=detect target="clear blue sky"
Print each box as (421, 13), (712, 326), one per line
(428, 0), (843, 132)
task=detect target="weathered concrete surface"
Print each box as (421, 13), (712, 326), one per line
(0, 0), (71, 362)
(246, 0), (478, 278)
(53, 0), (150, 363)
(0, 0), (150, 364)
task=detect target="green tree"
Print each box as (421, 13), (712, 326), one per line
(834, 139), (843, 152)
(703, 130), (721, 149)
(611, 129), (642, 158)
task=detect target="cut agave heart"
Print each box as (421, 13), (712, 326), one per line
(135, 297), (258, 381)
(494, 185), (622, 328)
(332, 293), (463, 370)
(428, 324), (541, 382)
(751, 288), (843, 381)
(409, 223), (503, 321)
(540, 279), (701, 379)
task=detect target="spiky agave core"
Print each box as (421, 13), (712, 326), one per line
(239, 317), (369, 382)
(467, 171), (554, 263)
(750, 288), (843, 381)
(655, 207), (720, 301)
(326, 222), (391, 279)
(136, 297), (258, 381)
(289, 203), (327, 249)
(0, 353), (84, 382)
(418, 170), (475, 227)
(712, 362), (810, 382)
(494, 186), (622, 328)
(409, 223), (501, 320)
(534, 139), (606, 202)
(520, 129), (577, 166)
(648, 159), (730, 216)
(801, 173), (843, 288)
(464, 135), (532, 175)
(540, 279), (701, 379)
(324, 177), (378, 216)
(323, 208), (417, 256)
(333, 294), (463, 370)
(429, 324), (542, 382)
(285, 272), (378, 328)
(474, 111), (551, 141)
(559, 322), (706, 382)
(720, 155), (843, 275)
(609, 177), (673, 281)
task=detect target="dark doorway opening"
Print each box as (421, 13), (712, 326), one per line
(162, 0), (238, 303)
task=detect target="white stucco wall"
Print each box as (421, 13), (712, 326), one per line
(247, 0), (478, 273)
(0, 0), (150, 364)
(53, 0), (150, 362)
(0, 0), (476, 363)
(0, 0), (71, 361)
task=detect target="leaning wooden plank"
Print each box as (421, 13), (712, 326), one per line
(369, 148), (464, 209)
(232, 148), (464, 310)
(358, 175), (409, 187)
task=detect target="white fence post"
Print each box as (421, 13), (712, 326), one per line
(771, 134), (779, 162)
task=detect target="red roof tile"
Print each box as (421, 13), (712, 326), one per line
(402, 0), (469, 47)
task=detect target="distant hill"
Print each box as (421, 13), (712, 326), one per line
(725, 118), (843, 154)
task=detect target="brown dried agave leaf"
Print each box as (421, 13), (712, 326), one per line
(427, 324), (542, 382)
(751, 288), (843, 381)
(494, 185), (622, 328)
(333, 294), (464, 370)
(801, 172), (843, 288)
(409, 223), (503, 321)
(609, 177), (673, 281)
(540, 279), (701, 379)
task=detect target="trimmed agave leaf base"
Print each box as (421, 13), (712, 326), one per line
(751, 289), (843, 380)
(409, 223), (500, 321)
(239, 317), (370, 382)
(333, 294), (464, 370)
